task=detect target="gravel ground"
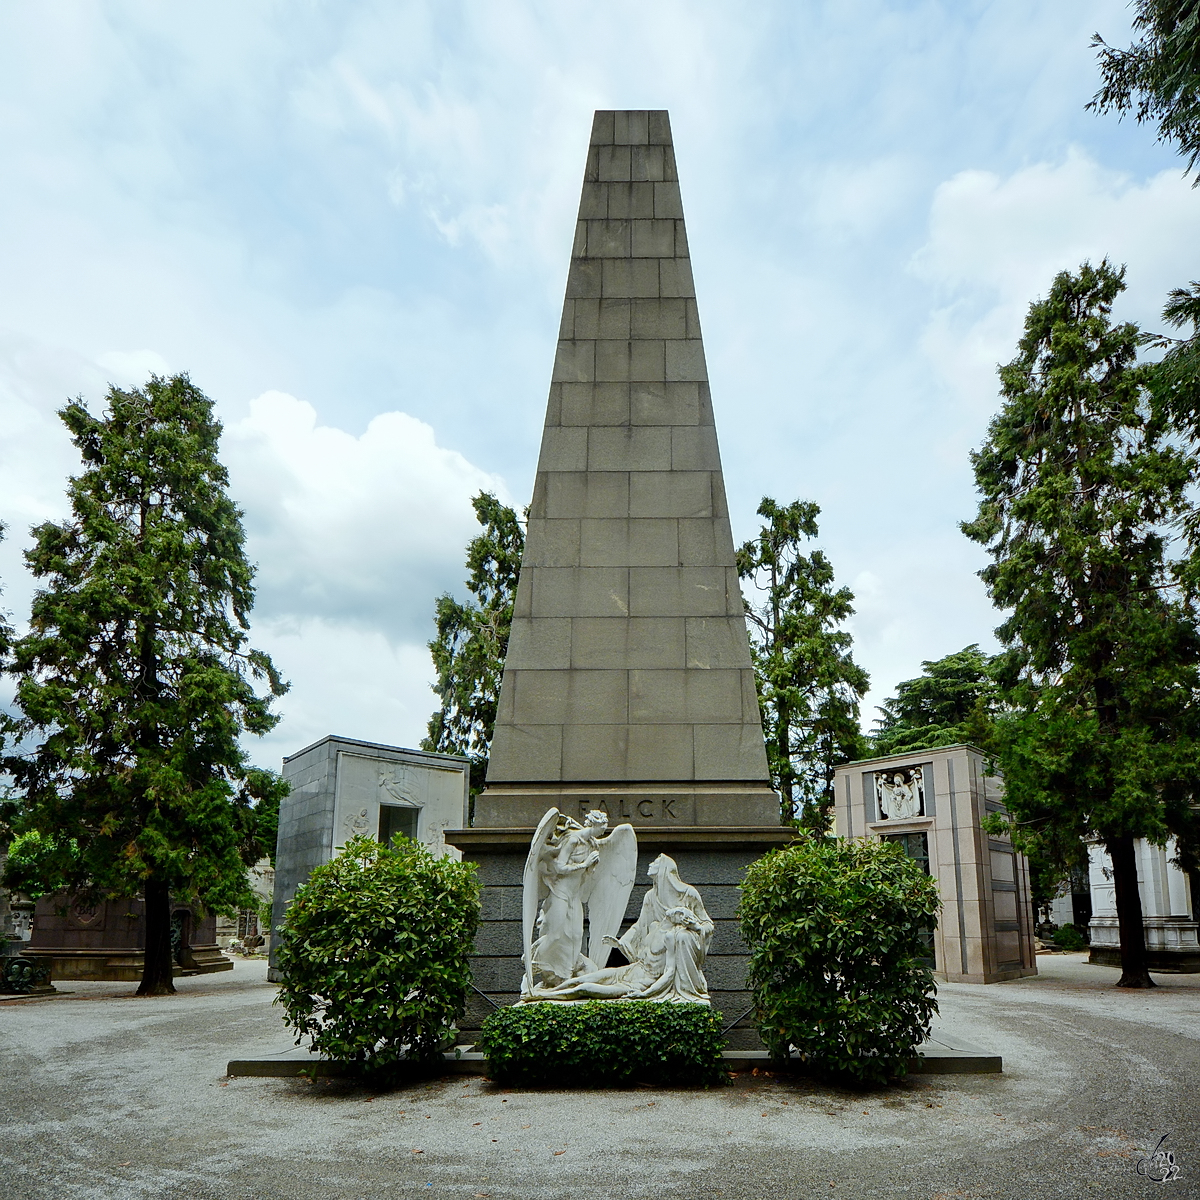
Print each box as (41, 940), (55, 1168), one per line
(1, 953), (1197, 1200)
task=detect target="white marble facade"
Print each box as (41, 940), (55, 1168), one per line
(1087, 838), (1199, 969)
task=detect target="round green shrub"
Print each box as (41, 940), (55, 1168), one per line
(1051, 922), (1087, 951)
(479, 1000), (727, 1087)
(739, 837), (941, 1084)
(274, 835), (480, 1072)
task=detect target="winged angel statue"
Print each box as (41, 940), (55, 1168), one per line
(521, 808), (714, 1004)
(521, 808), (637, 999)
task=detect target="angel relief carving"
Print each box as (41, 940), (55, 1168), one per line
(521, 808), (713, 1005)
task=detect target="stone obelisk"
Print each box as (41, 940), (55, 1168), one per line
(446, 111), (789, 1042)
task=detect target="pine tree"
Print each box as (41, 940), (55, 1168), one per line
(422, 493), (524, 798)
(1090, 1), (1200, 179)
(963, 261), (1200, 988)
(737, 498), (869, 830)
(1, 375), (288, 995)
(871, 645), (998, 757)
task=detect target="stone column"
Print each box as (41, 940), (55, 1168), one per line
(446, 110), (789, 1045)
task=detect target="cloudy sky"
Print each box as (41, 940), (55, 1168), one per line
(1, 1), (1197, 768)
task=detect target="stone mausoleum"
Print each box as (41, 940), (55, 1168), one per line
(443, 110), (792, 1045)
(833, 744), (1037, 984)
(268, 736), (470, 980)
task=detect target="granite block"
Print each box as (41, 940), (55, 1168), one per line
(565, 258), (602, 298)
(590, 110), (615, 145)
(607, 181), (655, 220)
(614, 110), (649, 145)
(578, 181), (607, 219)
(647, 110), (671, 145)
(629, 566), (731, 617)
(598, 144), (632, 181)
(569, 616), (686, 670)
(630, 297), (688, 339)
(522, 520), (581, 569)
(561, 724), (630, 779)
(631, 219), (676, 258)
(628, 668), (746, 724)
(625, 724), (694, 778)
(685, 617), (754, 669)
(536, 426), (588, 471)
(693, 725), (772, 780)
(671, 425), (721, 471)
(581, 517), (678, 567)
(602, 258), (660, 298)
(630, 381), (699, 426)
(552, 340), (595, 383)
(630, 145), (666, 181)
(658, 257), (695, 298)
(629, 339), (666, 382)
(560, 382), (629, 427)
(595, 340), (631, 382)
(485, 723), (562, 782)
(529, 566), (629, 618)
(542, 471), (630, 519)
(665, 339), (707, 382)
(628, 471), (713, 518)
(586, 218), (630, 258)
(678, 516), (735, 566)
(587, 427), (671, 473)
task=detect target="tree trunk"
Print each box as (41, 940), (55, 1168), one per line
(1107, 834), (1155, 989)
(137, 878), (176, 996)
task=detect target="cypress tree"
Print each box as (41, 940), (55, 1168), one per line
(2, 375), (288, 995)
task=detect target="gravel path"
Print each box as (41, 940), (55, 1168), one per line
(2, 954), (1197, 1199)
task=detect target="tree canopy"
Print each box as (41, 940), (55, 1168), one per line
(737, 497), (869, 830)
(1091, 1), (1200, 179)
(1, 375), (288, 993)
(962, 260), (1200, 987)
(871, 645), (998, 757)
(422, 492), (524, 797)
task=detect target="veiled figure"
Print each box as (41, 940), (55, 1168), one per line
(538, 853), (714, 1004)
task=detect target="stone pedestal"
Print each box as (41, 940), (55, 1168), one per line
(445, 110), (789, 1045)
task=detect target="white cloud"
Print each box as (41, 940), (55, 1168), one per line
(913, 149), (1200, 415)
(224, 390), (509, 641)
(95, 349), (171, 384)
(249, 619), (441, 765)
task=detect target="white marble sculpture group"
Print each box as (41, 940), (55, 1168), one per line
(520, 808), (713, 1004)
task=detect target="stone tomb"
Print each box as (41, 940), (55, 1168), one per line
(833, 744), (1037, 984)
(268, 736), (470, 981)
(1088, 838), (1199, 971)
(445, 111), (791, 1046)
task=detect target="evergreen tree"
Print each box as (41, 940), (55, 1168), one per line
(422, 493), (524, 798)
(1090, 1), (1200, 179)
(1, 375), (288, 995)
(871, 645), (998, 757)
(963, 261), (1200, 988)
(737, 497), (869, 830)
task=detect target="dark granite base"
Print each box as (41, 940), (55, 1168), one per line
(1088, 946), (1200, 973)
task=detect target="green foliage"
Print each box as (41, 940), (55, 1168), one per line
(737, 498), (869, 830)
(274, 835), (480, 1072)
(739, 837), (940, 1085)
(963, 261), (1200, 985)
(1051, 922), (1088, 952)
(0, 375), (289, 993)
(3, 830), (78, 900)
(1090, 2), (1200, 179)
(871, 645), (999, 757)
(478, 1000), (727, 1087)
(422, 492), (524, 797)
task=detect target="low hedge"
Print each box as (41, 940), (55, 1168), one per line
(478, 1001), (727, 1087)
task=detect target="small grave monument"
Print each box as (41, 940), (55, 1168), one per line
(267, 736), (470, 981)
(833, 744), (1037, 983)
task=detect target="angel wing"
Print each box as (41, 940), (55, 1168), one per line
(521, 808), (563, 993)
(580, 823), (637, 963)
